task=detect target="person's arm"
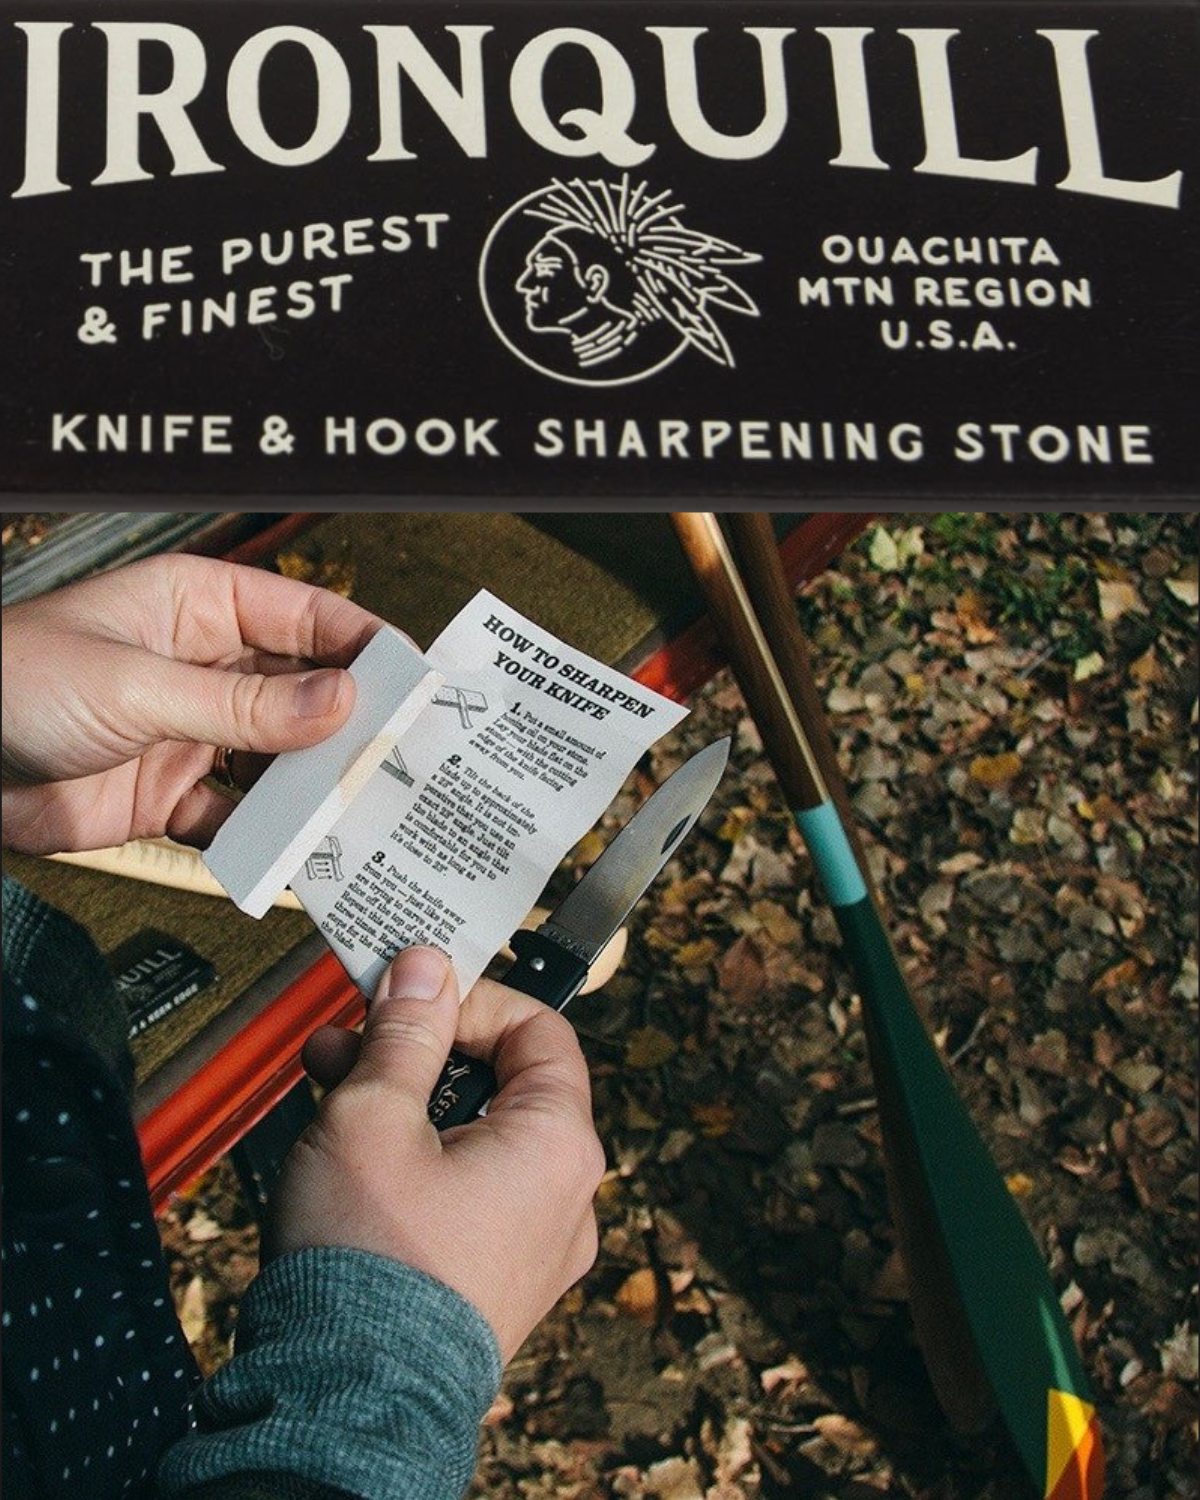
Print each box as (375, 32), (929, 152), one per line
(2, 559), (605, 1499)
(4, 872), (602, 1500)
(159, 947), (603, 1500)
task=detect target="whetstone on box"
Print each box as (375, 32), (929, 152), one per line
(202, 627), (443, 918)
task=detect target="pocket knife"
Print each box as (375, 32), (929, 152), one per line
(428, 736), (730, 1129)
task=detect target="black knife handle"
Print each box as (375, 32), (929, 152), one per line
(504, 927), (593, 1012)
(427, 928), (591, 1131)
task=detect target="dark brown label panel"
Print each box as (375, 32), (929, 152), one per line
(2, 2), (1197, 501)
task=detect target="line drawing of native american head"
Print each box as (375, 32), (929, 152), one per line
(511, 175), (762, 374)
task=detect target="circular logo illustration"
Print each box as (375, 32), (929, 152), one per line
(479, 174), (762, 388)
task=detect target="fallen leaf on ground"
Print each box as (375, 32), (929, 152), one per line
(571, 829), (607, 867)
(186, 1210), (223, 1243)
(276, 551), (355, 597)
(483, 1393), (515, 1425)
(1130, 647), (1163, 685)
(674, 938), (719, 971)
(1113, 1058), (1164, 1095)
(690, 1101), (736, 1138)
(1157, 1323), (1199, 1383)
(812, 1414), (878, 1457)
(1097, 579), (1145, 621)
(643, 1456), (705, 1500)
(760, 1355), (810, 1395)
(178, 1275), (208, 1344)
(956, 588), (998, 644)
(751, 899), (802, 946)
(1091, 958), (1140, 994)
(615, 1268), (668, 1327)
(625, 1027), (679, 1070)
(717, 935), (767, 1007)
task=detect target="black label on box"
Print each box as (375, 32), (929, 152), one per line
(108, 930), (218, 1036)
(1, 1), (1197, 501)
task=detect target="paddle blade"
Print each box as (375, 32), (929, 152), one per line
(830, 894), (1101, 1497)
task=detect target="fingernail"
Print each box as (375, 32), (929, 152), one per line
(293, 668), (345, 718)
(386, 947), (448, 1001)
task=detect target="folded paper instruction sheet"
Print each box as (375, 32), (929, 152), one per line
(204, 590), (687, 996)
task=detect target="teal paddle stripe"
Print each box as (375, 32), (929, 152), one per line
(795, 801), (868, 908)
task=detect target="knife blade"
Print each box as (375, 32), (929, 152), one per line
(427, 736), (731, 1129)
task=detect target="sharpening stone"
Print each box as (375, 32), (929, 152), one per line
(202, 626), (443, 918)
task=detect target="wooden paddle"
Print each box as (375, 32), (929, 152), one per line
(672, 512), (1103, 1500)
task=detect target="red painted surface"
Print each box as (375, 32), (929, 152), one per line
(141, 952), (364, 1210)
(140, 511), (871, 1204)
(220, 512), (326, 565)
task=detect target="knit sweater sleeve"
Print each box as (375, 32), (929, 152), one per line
(158, 1248), (502, 1500)
(2, 873), (501, 1500)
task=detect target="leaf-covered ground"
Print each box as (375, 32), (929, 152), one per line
(160, 513), (1198, 1500)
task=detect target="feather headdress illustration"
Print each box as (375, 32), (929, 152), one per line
(514, 175), (761, 371)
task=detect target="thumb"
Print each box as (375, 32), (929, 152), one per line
(140, 657), (355, 755)
(349, 948), (460, 1113)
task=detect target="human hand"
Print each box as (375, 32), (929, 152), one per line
(271, 948), (606, 1363)
(1, 553), (386, 854)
